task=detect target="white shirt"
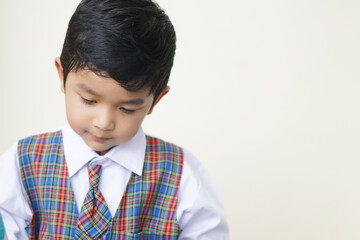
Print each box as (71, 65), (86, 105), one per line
(0, 124), (229, 240)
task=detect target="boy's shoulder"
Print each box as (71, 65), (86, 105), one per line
(18, 127), (63, 141)
(16, 129), (63, 150)
(19, 129), (62, 142)
(143, 134), (201, 165)
(145, 134), (184, 152)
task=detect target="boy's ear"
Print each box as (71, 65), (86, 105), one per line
(147, 86), (170, 115)
(55, 57), (65, 93)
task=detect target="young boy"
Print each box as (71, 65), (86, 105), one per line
(0, 0), (228, 239)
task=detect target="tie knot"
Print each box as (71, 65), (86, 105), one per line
(88, 164), (102, 188)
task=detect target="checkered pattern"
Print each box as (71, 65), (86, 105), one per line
(75, 164), (112, 239)
(108, 136), (183, 239)
(19, 131), (183, 239)
(18, 131), (77, 239)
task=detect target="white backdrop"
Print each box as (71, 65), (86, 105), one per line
(1, 0), (360, 239)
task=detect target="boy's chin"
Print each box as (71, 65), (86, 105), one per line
(91, 145), (115, 156)
(86, 141), (115, 156)
(95, 149), (112, 156)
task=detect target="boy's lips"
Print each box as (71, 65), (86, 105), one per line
(89, 133), (112, 142)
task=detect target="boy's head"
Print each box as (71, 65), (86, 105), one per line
(55, 0), (176, 155)
(59, 0), (176, 102)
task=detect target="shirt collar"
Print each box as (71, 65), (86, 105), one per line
(62, 123), (146, 177)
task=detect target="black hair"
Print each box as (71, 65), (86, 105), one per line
(60, 0), (176, 101)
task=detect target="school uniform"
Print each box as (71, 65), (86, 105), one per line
(0, 123), (228, 239)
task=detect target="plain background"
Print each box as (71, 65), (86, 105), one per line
(1, 0), (360, 239)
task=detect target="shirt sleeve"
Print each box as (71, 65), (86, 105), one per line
(0, 143), (32, 240)
(176, 149), (229, 240)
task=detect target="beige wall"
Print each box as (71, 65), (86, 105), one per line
(1, 0), (360, 239)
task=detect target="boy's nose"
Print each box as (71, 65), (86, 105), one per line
(93, 108), (115, 131)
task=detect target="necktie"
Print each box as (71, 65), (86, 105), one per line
(75, 164), (112, 239)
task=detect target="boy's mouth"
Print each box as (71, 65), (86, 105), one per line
(90, 133), (112, 142)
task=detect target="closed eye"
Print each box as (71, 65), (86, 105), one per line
(82, 97), (96, 105)
(120, 107), (135, 114)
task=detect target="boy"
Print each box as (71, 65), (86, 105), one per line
(0, 0), (228, 239)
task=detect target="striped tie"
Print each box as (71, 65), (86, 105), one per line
(75, 164), (112, 239)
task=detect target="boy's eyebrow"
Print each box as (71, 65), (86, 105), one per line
(76, 83), (145, 105)
(77, 83), (100, 97)
(121, 98), (145, 105)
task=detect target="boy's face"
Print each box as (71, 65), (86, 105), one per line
(55, 58), (168, 155)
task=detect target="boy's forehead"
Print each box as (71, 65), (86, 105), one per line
(70, 69), (153, 98)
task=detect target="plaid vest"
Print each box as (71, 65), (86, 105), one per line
(18, 131), (183, 239)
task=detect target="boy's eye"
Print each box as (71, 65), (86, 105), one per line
(82, 97), (96, 105)
(120, 107), (135, 114)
